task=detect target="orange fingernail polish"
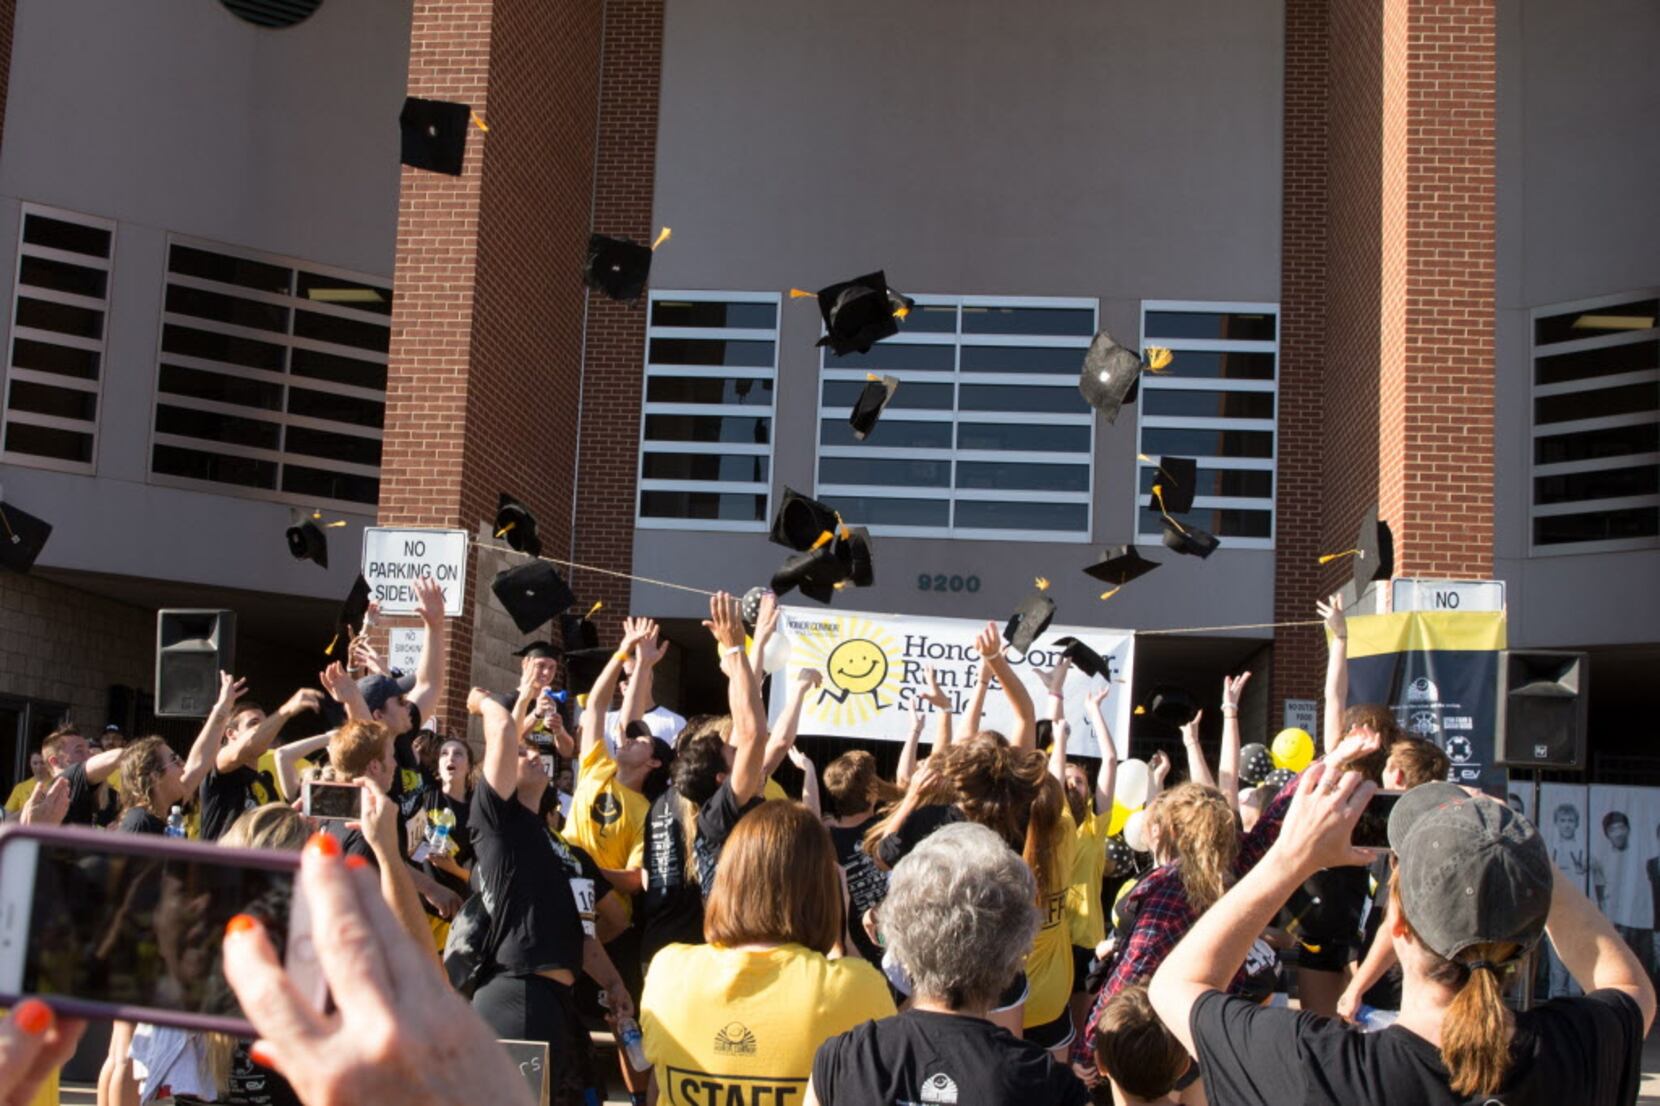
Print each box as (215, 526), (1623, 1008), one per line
(225, 913), (261, 939)
(14, 999), (52, 1036)
(344, 854), (369, 871)
(248, 1042), (276, 1068)
(304, 832), (341, 860)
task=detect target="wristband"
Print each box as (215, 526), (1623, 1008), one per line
(720, 645), (744, 658)
(1221, 705), (1240, 717)
(613, 650), (631, 663)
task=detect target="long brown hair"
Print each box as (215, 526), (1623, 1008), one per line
(704, 800), (844, 955)
(823, 750), (903, 819)
(1393, 870), (1520, 1096)
(117, 737), (176, 818)
(1146, 783), (1238, 912)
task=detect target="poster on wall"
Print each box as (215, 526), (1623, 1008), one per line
(1589, 785), (1660, 980)
(1343, 609), (1506, 791)
(768, 606), (1136, 754)
(1537, 782), (1591, 896)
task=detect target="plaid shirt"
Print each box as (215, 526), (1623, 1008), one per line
(1076, 773), (1300, 1065)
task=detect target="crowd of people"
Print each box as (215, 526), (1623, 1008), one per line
(0, 582), (1653, 1106)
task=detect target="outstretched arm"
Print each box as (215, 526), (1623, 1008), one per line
(1318, 593), (1348, 755)
(975, 622), (1036, 750)
(181, 672), (246, 795)
(748, 590), (779, 683)
(216, 688), (322, 774)
(471, 689), (517, 801)
(1218, 671), (1250, 811)
(1084, 687), (1117, 815)
(273, 732), (333, 805)
(407, 577), (448, 722)
(764, 669), (820, 778)
(1048, 718), (1071, 787)
(958, 658), (992, 739)
(709, 594), (767, 804)
(896, 703), (926, 789)
(1181, 710), (1214, 789)
(790, 747), (821, 819)
(621, 623), (669, 728)
(579, 618), (654, 763)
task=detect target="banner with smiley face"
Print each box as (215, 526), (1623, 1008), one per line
(768, 606), (1136, 754)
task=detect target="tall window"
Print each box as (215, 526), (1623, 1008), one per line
(637, 292), (780, 529)
(2, 205), (115, 473)
(1135, 302), (1279, 549)
(1530, 292), (1659, 552)
(814, 296), (1097, 537)
(149, 237), (391, 509)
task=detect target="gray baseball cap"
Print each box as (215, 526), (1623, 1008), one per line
(1387, 782), (1552, 962)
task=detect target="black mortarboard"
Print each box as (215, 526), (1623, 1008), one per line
(0, 500), (53, 574)
(494, 493), (543, 559)
(285, 520), (329, 569)
(512, 641), (561, 661)
(1321, 505), (1394, 598)
(835, 526), (875, 588)
(559, 602), (603, 655)
(1078, 330), (1173, 424)
(770, 545), (849, 605)
(769, 487), (842, 552)
(491, 561), (576, 635)
(563, 648), (610, 697)
(1052, 636), (1109, 680)
(1161, 517), (1221, 559)
(1137, 686), (1198, 726)
(324, 575), (372, 657)
(1004, 580), (1056, 653)
(849, 374), (899, 440)
(399, 97), (471, 176)
(795, 271), (914, 357)
(1083, 544), (1160, 600)
(585, 234), (653, 303)
(1148, 455), (1198, 516)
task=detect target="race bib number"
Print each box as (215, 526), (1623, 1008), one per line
(571, 876), (597, 938)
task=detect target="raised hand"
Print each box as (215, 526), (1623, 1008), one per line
(283, 688), (325, 717)
(1221, 671), (1251, 712)
(466, 687), (491, 716)
(637, 626), (670, 667)
(796, 667), (824, 690)
(1041, 656), (1073, 696)
(1180, 710), (1204, 747)
(973, 621), (1003, 660)
(20, 776), (68, 826)
(917, 666), (951, 710)
(754, 590), (779, 639)
(215, 671), (247, 714)
(350, 637), (391, 678)
(319, 662), (354, 704)
(1316, 591), (1347, 640)
(414, 577), (446, 626)
(1269, 761), (1378, 874)
(702, 592), (745, 650)
(1330, 724), (1383, 766)
(1150, 750), (1171, 786)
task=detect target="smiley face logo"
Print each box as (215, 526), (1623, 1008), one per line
(822, 638), (890, 711)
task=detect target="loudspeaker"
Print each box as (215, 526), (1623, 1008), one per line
(1495, 650), (1588, 770)
(155, 610), (236, 718)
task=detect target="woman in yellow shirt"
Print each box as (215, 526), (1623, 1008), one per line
(641, 801), (896, 1105)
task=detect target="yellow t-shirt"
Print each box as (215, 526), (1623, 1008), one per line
(1024, 809), (1078, 1029)
(641, 943), (895, 1103)
(1066, 806), (1113, 949)
(257, 750), (287, 802)
(563, 741), (649, 873)
(763, 776), (788, 802)
(3, 779), (37, 813)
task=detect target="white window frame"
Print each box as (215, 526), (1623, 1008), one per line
(636, 290), (781, 532)
(1134, 300), (1280, 551)
(1, 203), (117, 475)
(1528, 288), (1660, 556)
(147, 233), (390, 513)
(813, 294), (1097, 542)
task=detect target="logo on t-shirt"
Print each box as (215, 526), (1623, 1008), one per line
(712, 1022), (756, 1056)
(591, 792), (622, 828)
(918, 1073), (958, 1104)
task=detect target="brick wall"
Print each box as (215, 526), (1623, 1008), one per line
(571, 0), (666, 639)
(0, 574), (151, 730)
(0, 0), (14, 154)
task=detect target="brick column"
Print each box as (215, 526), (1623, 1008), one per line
(379, 0), (603, 733)
(570, 0), (667, 639)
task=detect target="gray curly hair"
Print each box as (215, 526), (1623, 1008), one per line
(881, 821), (1040, 1011)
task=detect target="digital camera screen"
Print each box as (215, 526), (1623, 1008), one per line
(306, 783), (362, 820)
(21, 845), (293, 1018)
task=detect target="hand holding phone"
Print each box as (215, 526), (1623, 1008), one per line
(303, 780), (364, 822)
(1352, 790), (1404, 851)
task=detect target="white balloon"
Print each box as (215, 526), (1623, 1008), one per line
(1114, 758), (1151, 808)
(1123, 809), (1150, 854)
(761, 630), (792, 674)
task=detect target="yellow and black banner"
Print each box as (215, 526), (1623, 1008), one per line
(1345, 610), (1507, 790)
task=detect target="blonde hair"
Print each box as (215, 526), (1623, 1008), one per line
(1146, 783), (1238, 912)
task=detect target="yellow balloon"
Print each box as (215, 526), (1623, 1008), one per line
(1271, 727), (1315, 773)
(1106, 798), (1135, 837)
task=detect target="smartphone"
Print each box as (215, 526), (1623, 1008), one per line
(303, 779), (363, 822)
(0, 824), (320, 1035)
(1353, 790), (1405, 850)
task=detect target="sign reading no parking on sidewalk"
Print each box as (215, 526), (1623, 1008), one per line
(360, 528), (467, 617)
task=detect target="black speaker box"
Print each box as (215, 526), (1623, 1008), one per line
(1495, 650), (1588, 770)
(155, 609), (236, 718)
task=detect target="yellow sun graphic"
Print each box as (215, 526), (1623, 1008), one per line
(791, 616), (902, 730)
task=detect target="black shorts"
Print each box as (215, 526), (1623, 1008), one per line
(1296, 940), (1357, 973)
(1070, 944), (1095, 996)
(1025, 1006), (1076, 1052)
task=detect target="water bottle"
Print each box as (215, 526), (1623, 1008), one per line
(616, 1016), (649, 1071)
(164, 805), (187, 838)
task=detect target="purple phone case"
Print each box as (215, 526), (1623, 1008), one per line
(0, 822), (308, 1036)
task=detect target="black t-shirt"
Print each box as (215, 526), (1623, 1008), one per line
(828, 816), (889, 965)
(117, 807), (166, 835)
(389, 725), (432, 823)
(639, 780), (758, 966)
(469, 780), (584, 978)
(1284, 866), (1371, 950)
(60, 763), (98, 826)
(545, 833), (605, 939)
(198, 764), (279, 842)
(876, 803), (964, 869)
(812, 1008), (1089, 1106)
(1190, 987), (1644, 1106)
(1357, 855), (1403, 1009)
(418, 787), (475, 901)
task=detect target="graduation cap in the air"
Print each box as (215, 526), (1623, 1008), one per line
(494, 493), (543, 559)
(792, 271), (915, 356)
(1052, 636), (1109, 680)
(285, 511), (346, 569)
(556, 601), (608, 694)
(1078, 331), (1173, 424)
(1161, 519), (1221, 559)
(770, 544), (849, 605)
(324, 575), (373, 657)
(849, 374), (899, 440)
(0, 494), (53, 575)
(1320, 505), (1394, 598)
(1083, 545), (1160, 601)
(1142, 455), (1199, 516)
(1133, 686), (1198, 726)
(835, 526), (875, 589)
(491, 561), (576, 635)
(399, 97), (472, 176)
(584, 229), (671, 303)
(559, 602), (603, 654)
(1004, 578), (1056, 654)
(769, 487), (842, 552)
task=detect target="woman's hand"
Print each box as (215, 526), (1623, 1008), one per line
(973, 621), (1003, 661)
(1268, 761), (1378, 876)
(1221, 671), (1251, 713)
(223, 833), (537, 1106)
(20, 776), (68, 826)
(702, 592), (746, 650)
(0, 999), (85, 1104)
(1316, 591), (1347, 641)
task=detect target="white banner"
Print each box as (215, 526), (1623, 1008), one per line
(769, 606), (1136, 755)
(360, 528), (467, 616)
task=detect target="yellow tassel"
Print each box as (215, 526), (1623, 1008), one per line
(833, 580), (849, 590)
(1099, 585), (1121, 601)
(650, 227), (672, 251)
(325, 632), (340, 657)
(892, 303), (911, 320)
(495, 521), (516, 538)
(789, 288), (816, 299)
(1153, 486), (1188, 535)
(1318, 549), (1360, 565)
(585, 600), (604, 619)
(470, 111), (489, 133)
(811, 530), (834, 550)
(866, 372), (881, 382)
(1035, 576), (1051, 591)
(325, 520), (347, 529)
(1145, 346), (1174, 372)
(1134, 705), (1147, 716)
(1137, 453), (1153, 464)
